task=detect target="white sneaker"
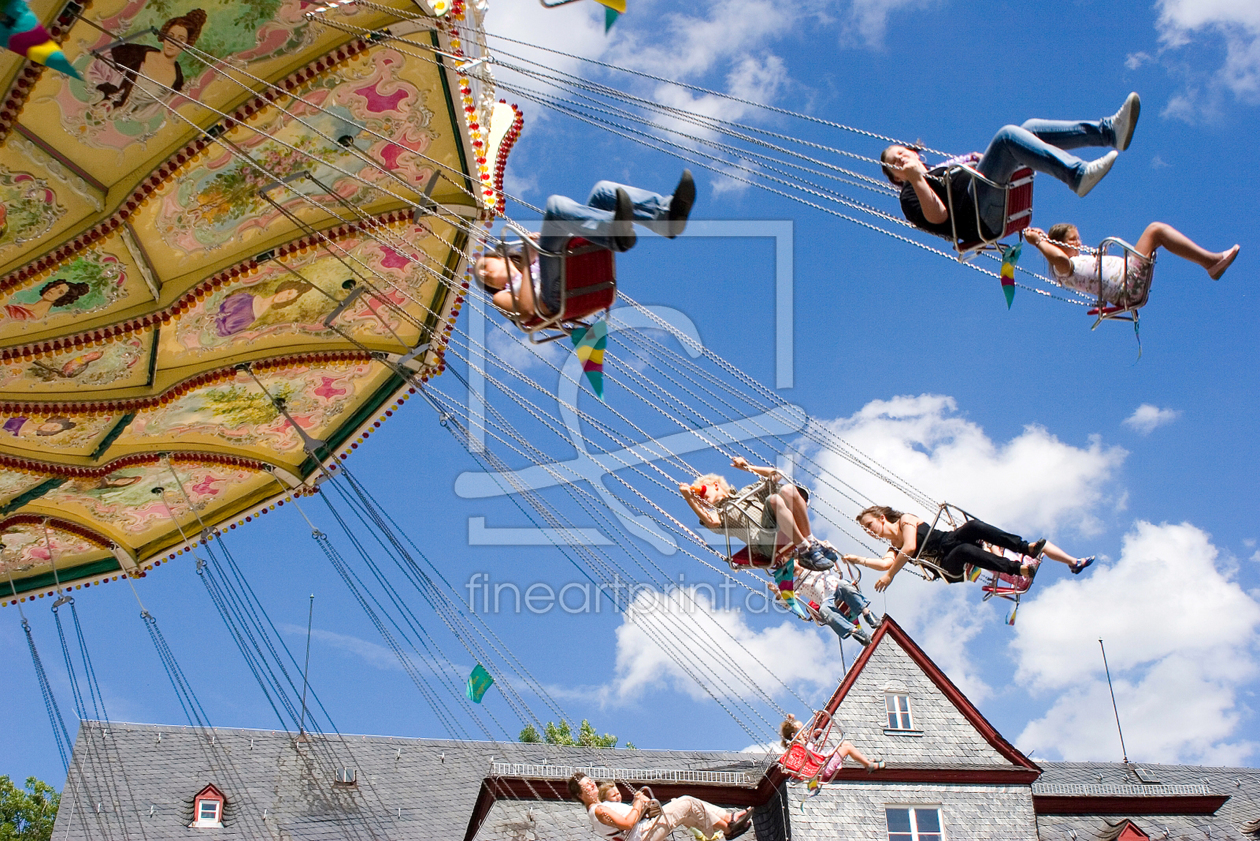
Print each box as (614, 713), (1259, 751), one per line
(1110, 92), (1140, 151)
(1075, 151), (1118, 197)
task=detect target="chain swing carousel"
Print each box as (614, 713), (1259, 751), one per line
(0, 0), (521, 603)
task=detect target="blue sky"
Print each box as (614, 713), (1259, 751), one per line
(3, 0), (1259, 787)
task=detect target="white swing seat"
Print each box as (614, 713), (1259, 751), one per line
(1087, 237), (1155, 329)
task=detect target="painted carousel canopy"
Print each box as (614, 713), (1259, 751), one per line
(0, 0), (514, 601)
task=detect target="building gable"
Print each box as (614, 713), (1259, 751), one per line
(815, 616), (1038, 779)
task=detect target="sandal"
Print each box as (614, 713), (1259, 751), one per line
(866, 759), (886, 773)
(1070, 556), (1095, 575)
(724, 808), (753, 840)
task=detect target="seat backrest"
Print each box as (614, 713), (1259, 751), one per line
(556, 237), (616, 321)
(1001, 168), (1034, 238)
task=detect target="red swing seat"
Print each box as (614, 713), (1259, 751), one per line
(944, 166), (1035, 262)
(976, 565), (1033, 600)
(777, 710), (835, 781)
(499, 229), (617, 344)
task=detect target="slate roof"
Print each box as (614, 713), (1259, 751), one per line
(52, 618), (1260, 841)
(1034, 762), (1260, 841)
(54, 721), (778, 841)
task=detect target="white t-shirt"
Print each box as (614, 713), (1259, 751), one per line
(505, 257), (540, 298)
(1052, 253), (1151, 305)
(588, 802), (641, 841)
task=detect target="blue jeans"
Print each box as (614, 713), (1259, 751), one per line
(973, 117), (1119, 234)
(537, 181), (671, 312)
(816, 580), (869, 640)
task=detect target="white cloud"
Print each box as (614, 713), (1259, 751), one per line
(740, 739), (783, 754)
(1013, 521), (1260, 764)
(606, 586), (836, 703)
(1125, 51), (1154, 70)
(809, 394), (1127, 539)
(1153, 0), (1260, 119)
(482, 1), (608, 81)
(844, 0), (937, 48)
(1122, 403), (1180, 434)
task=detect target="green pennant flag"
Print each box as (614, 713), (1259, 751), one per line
(466, 664), (494, 703)
(593, 0), (624, 31)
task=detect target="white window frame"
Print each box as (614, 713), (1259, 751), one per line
(885, 692), (916, 732)
(191, 797), (222, 828)
(885, 805), (943, 841)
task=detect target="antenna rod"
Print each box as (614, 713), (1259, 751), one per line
(299, 594), (314, 735)
(1099, 639), (1129, 764)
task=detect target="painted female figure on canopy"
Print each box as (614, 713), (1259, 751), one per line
(214, 279), (316, 337)
(1, 416), (77, 439)
(3, 279), (91, 322)
(95, 10), (207, 115)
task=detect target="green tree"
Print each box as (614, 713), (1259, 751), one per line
(519, 720), (634, 749)
(0, 776), (59, 841)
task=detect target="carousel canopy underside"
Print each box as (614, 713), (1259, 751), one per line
(0, 0), (498, 600)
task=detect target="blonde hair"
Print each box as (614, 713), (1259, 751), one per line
(597, 782), (620, 801)
(691, 473), (733, 502)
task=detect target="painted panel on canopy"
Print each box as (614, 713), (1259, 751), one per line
(0, 522), (106, 580)
(24, 0), (409, 180)
(0, 413), (123, 459)
(159, 222), (448, 366)
(0, 243), (152, 340)
(123, 43), (446, 270)
(0, 331), (152, 394)
(35, 460), (272, 538)
(0, 470), (52, 506)
(0, 135), (104, 275)
(112, 359), (389, 461)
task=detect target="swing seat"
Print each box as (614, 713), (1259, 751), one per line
(945, 166), (1035, 262)
(1087, 237), (1154, 329)
(777, 708), (835, 780)
(979, 570), (1032, 600)
(500, 228), (617, 344)
(727, 545), (775, 570)
(778, 742), (828, 779)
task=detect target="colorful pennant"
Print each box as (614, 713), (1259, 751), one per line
(570, 318), (607, 400)
(593, 0), (624, 30)
(772, 562), (809, 620)
(466, 664), (494, 703)
(999, 242), (1021, 309)
(0, 0), (80, 78)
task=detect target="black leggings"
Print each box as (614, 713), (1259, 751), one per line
(929, 520), (1031, 580)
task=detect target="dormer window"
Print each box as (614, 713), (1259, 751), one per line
(191, 784), (224, 828)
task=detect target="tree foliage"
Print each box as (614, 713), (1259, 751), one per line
(0, 776), (59, 841)
(519, 720), (634, 749)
